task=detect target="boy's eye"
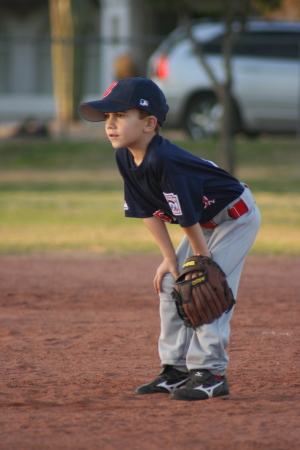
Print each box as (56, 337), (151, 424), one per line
(104, 112), (126, 120)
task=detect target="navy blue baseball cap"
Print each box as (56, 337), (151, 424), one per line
(79, 77), (169, 126)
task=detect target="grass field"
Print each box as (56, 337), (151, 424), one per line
(1, 135), (300, 255)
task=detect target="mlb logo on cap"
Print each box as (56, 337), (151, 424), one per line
(140, 99), (149, 107)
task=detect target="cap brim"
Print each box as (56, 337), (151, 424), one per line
(79, 99), (131, 122)
(79, 104), (105, 122)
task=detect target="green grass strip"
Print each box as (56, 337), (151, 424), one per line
(0, 190), (299, 256)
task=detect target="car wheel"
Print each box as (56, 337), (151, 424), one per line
(184, 93), (222, 140)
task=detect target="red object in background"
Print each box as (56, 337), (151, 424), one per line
(156, 55), (169, 79)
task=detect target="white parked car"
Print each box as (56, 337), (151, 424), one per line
(147, 20), (300, 139)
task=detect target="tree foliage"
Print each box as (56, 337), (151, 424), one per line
(146, 0), (283, 174)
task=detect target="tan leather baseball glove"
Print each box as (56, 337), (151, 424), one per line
(172, 255), (235, 328)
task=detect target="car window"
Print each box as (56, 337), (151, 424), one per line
(235, 32), (300, 58)
(202, 31), (300, 59)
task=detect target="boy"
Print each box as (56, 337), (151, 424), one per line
(79, 77), (261, 401)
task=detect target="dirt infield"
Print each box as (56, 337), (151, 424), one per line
(0, 255), (299, 450)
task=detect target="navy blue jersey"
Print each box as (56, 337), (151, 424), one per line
(115, 135), (244, 227)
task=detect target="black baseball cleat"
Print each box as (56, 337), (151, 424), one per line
(170, 369), (229, 401)
(134, 365), (189, 395)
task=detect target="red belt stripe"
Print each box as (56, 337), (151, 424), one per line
(201, 199), (249, 229)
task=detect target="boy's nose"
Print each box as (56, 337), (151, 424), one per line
(106, 116), (116, 128)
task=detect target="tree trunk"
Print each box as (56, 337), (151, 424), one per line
(179, 4), (237, 175)
(218, 0), (236, 174)
(218, 85), (235, 173)
(48, 0), (88, 133)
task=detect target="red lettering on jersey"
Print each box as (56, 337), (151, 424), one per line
(102, 81), (118, 98)
(153, 210), (172, 223)
(203, 196), (215, 209)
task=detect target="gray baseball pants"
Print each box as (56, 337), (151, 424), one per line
(158, 187), (261, 375)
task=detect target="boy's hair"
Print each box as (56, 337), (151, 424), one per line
(137, 108), (160, 134)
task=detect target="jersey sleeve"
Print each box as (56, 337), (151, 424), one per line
(161, 167), (205, 227)
(123, 181), (157, 218)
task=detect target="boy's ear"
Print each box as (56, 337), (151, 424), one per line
(144, 115), (158, 132)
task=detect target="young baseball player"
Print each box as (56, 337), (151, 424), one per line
(79, 77), (261, 401)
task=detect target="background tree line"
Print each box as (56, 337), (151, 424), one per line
(49, 0), (298, 174)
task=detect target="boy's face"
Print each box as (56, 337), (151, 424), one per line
(104, 108), (154, 150)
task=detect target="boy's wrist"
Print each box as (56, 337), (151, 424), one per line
(195, 251), (211, 258)
(163, 254), (177, 261)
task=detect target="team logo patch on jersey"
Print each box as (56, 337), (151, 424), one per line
(139, 99), (149, 107)
(163, 192), (182, 216)
(124, 200), (129, 211)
